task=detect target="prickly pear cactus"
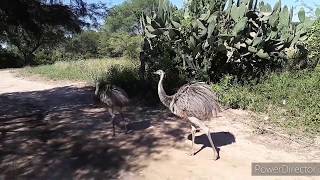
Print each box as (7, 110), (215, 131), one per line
(141, 0), (315, 82)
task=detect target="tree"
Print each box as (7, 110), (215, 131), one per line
(98, 32), (142, 59)
(0, 0), (106, 65)
(104, 0), (159, 34)
(64, 31), (100, 58)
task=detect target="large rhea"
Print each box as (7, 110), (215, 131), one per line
(154, 70), (221, 159)
(94, 81), (129, 136)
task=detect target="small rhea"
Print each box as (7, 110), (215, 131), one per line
(153, 69), (221, 160)
(94, 80), (129, 136)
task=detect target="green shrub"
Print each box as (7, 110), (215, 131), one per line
(284, 44), (317, 71)
(32, 48), (86, 65)
(307, 19), (320, 67)
(97, 65), (141, 97)
(213, 66), (320, 136)
(33, 50), (56, 65)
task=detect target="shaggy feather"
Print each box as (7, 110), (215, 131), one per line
(155, 70), (220, 120)
(170, 82), (220, 120)
(95, 83), (129, 108)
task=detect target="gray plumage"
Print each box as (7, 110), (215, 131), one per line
(169, 82), (221, 120)
(95, 83), (129, 107)
(154, 70), (221, 160)
(94, 82), (129, 135)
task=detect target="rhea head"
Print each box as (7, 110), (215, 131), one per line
(153, 69), (165, 76)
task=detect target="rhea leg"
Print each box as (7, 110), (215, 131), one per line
(190, 125), (196, 156)
(206, 128), (218, 159)
(108, 107), (116, 136)
(188, 117), (218, 160)
(119, 110), (127, 134)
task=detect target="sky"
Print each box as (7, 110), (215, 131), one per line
(89, 0), (319, 21)
(89, 0), (183, 7)
(89, 0), (318, 9)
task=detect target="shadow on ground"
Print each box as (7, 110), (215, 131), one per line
(187, 131), (236, 156)
(0, 86), (235, 179)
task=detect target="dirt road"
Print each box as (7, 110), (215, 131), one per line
(0, 69), (319, 180)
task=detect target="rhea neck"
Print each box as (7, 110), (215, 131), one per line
(157, 72), (172, 107)
(95, 82), (99, 95)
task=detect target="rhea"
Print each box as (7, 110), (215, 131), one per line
(153, 70), (221, 160)
(94, 81), (129, 136)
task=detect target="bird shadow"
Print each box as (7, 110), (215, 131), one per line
(187, 131), (236, 157)
(111, 108), (153, 133)
(108, 118), (151, 135)
(127, 120), (150, 131)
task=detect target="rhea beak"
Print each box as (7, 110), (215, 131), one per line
(153, 72), (157, 75)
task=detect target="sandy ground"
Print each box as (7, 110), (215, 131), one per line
(0, 69), (319, 180)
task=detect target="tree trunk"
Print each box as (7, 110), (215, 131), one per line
(139, 51), (146, 81)
(23, 53), (34, 66)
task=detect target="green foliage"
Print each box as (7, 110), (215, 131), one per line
(64, 31), (100, 59)
(104, 0), (158, 33)
(141, 0), (316, 83)
(212, 66), (320, 136)
(316, 8), (320, 18)
(97, 66), (141, 97)
(139, 0), (187, 85)
(99, 32), (142, 59)
(186, 0), (227, 18)
(33, 49), (57, 65)
(307, 19), (320, 67)
(298, 7), (306, 23)
(285, 44), (317, 71)
(0, 0), (81, 66)
(25, 29), (143, 64)
(32, 47), (81, 65)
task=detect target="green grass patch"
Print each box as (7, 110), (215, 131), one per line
(20, 58), (139, 83)
(213, 67), (320, 137)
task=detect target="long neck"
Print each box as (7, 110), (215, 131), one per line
(95, 82), (99, 95)
(157, 73), (172, 107)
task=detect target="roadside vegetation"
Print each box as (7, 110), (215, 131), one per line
(213, 66), (320, 137)
(20, 58), (138, 82)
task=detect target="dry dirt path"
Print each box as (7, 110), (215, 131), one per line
(0, 69), (319, 180)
